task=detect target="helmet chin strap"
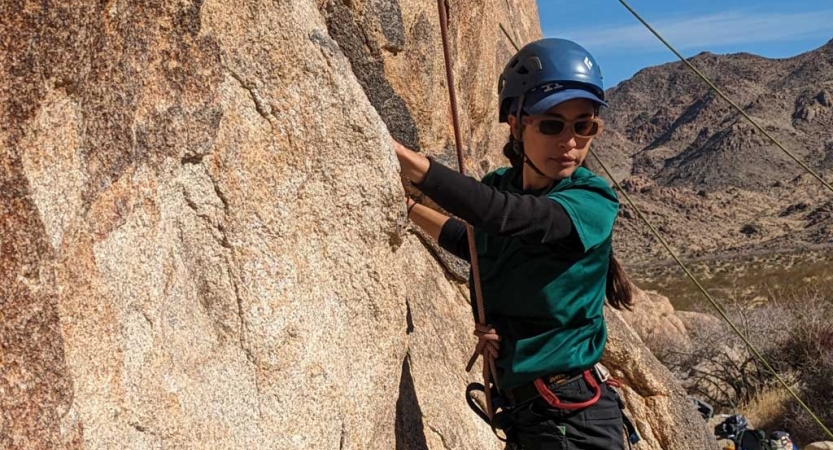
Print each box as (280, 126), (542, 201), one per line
(514, 95), (557, 187)
(522, 153), (551, 180)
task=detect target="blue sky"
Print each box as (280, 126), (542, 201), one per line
(537, 0), (833, 87)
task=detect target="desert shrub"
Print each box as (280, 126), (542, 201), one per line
(772, 291), (833, 444)
(649, 288), (833, 445)
(651, 292), (790, 410)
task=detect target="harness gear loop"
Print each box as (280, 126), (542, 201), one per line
(534, 370), (601, 410)
(436, 0), (500, 419)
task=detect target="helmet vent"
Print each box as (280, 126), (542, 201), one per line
(527, 57), (543, 71)
(516, 65), (529, 75)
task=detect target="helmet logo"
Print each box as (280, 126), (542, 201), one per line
(584, 57), (593, 71)
(541, 82), (564, 93)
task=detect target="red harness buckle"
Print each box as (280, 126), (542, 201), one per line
(532, 370), (601, 410)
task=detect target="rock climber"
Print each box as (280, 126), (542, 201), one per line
(393, 38), (637, 449)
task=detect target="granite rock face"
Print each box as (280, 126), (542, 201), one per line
(2, 1), (712, 448)
(603, 309), (718, 450)
(620, 288), (693, 353)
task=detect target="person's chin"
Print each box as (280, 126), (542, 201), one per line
(547, 159), (578, 179)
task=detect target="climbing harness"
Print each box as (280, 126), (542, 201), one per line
(532, 370), (602, 410)
(464, 364), (640, 446)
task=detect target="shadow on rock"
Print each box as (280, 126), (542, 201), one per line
(395, 353), (428, 450)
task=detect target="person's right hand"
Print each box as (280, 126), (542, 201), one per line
(392, 138), (430, 185)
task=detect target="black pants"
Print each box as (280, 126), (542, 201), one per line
(503, 377), (625, 450)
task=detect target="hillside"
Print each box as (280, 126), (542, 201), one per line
(588, 40), (833, 263)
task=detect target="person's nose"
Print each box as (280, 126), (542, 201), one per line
(559, 134), (578, 151)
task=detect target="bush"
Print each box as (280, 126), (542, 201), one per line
(650, 293), (789, 410)
(774, 291), (833, 444)
(648, 288), (833, 445)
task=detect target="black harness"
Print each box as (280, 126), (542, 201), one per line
(465, 364), (641, 447)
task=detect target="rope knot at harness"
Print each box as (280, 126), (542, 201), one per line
(465, 323), (501, 419)
(466, 323), (500, 372)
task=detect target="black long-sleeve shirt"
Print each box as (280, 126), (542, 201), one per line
(414, 158), (581, 262)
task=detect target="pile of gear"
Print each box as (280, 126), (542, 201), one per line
(714, 414), (799, 450)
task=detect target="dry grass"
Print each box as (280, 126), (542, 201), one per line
(629, 249), (833, 311)
(742, 385), (792, 431)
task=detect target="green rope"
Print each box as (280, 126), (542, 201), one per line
(499, 23), (518, 49)
(613, 0), (833, 437)
(615, 0), (833, 196)
(590, 150), (833, 440)
(500, 17), (833, 439)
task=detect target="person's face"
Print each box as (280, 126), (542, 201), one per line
(509, 98), (602, 180)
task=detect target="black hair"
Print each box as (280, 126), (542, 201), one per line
(502, 133), (524, 169)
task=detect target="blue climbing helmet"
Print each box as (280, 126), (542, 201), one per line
(498, 38), (608, 123)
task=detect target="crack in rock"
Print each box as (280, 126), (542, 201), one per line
(225, 67), (281, 136)
(178, 155), (262, 421)
(339, 418), (347, 449)
(180, 159), (231, 249)
(427, 423), (452, 450)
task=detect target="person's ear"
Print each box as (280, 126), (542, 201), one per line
(508, 115), (520, 140)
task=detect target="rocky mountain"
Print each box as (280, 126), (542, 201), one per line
(589, 40), (833, 263)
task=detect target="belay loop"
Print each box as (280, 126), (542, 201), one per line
(465, 383), (513, 442)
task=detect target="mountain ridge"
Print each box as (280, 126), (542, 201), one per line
(589, 39), (833, 262)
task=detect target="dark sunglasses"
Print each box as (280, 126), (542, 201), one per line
(522, 115), (605, 138)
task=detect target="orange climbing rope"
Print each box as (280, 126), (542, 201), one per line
(435, 0), (500, 419)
